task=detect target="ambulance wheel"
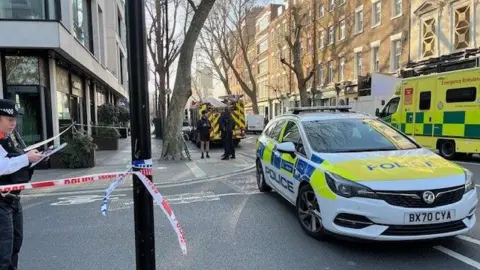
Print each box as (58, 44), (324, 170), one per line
(256, 159), (271, 192)
(438, 140), (456, 160)
(296, 184), (327, 240)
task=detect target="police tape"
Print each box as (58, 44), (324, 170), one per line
(24, 123), (75, 151)
(0, 161), (187, 255)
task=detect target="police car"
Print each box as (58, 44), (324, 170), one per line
(255, 106), (477, 240)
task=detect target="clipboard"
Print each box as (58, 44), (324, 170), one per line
(30, 143), (68, 168)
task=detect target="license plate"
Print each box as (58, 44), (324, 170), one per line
(404, 210), (455, 225)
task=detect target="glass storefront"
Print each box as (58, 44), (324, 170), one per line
(0, 0), (59, 20)
(55, 65), (71, 121)
(4, 55), (44, 146)
(71, 73), (83, 124)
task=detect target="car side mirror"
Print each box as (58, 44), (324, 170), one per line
(276, 142), (296, 157)
(375, 108), (380, 117)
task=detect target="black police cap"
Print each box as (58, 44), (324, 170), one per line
(0, 99), (21, 117)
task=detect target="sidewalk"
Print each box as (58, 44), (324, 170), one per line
(30, 137), (255, 185)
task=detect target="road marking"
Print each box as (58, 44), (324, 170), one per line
(51, 194), (127, 206)
(457, 235), (480, 246)
(455, 161), (480, 166)
(185, 161), (207, 178)
(433, 246), (480, 269)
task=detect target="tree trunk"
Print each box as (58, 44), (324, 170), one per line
(251, 97), (259, 115)
(298, 84), (309, 107)
(162, 0), (216, 160)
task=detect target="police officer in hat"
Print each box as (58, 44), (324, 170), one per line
(0, 99), (43, 270)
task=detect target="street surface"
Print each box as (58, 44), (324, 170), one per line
(17, 134), (480, 270)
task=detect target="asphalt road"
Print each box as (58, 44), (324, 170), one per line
(14, 134), (480, 270)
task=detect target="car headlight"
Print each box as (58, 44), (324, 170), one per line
(464, 168), (475, 194)
(325, 172), (379, 199)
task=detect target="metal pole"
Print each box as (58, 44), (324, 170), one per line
(125, 1), (156, 269)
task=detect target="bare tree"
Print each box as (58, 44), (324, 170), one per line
(198, 31), (232, 95)
(161, 0), (217, 160)
(204, 0), (261, 114)
(145, 0), (183, 135)
(280, 4), (315, 107)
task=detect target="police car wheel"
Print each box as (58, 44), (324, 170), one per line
(256, 160), (271, 192)
(296, 184), (326, 240)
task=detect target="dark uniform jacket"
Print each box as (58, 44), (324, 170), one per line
(0, 133), (33, 195)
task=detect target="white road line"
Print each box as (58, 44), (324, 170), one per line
(433, 246), (480, 269)
(457, 235), (480, 246)
(185, 161), (207, 178)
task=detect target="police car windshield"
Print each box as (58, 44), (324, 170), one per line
(303, 118), (419, 153)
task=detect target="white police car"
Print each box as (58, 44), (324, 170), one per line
(255, 106), (477, 240)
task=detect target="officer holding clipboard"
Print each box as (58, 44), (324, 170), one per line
(0, 99), (42, 270)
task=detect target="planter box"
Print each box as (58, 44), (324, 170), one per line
(119, 128), (128, 138)
(93, 137), (119, 150)
(49, 151), (95, 169)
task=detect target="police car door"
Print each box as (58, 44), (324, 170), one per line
(262, 119), (286, 192)
(276, 121), (304, 202)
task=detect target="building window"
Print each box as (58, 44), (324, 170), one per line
(372, 46), (380, 72)
(56, 66), (71, 120)
(119, 51), (125, 84)
(422, 18), (436, 57)
(393, 0), (402, 17)
(117, 8), (122, 39)
(372, 1), (381, 26)
(339, 20), (345, 40)
(257, 39), (268, 54)
(0, 0), (55, 20)
(73, 0), (94, 52)
(319, 31), (325, 48)
(327, 61), (334, 83)
(454, 6), (471, 50)
(319, 4), (324, 17)
(307, 34), (313, 52)
(391, 39), (402, 71)
(328, 26), (334, 45)
(329, 0), (335, 11)
(355, 9), (363, 33)
(338, 0), (346, 5)
(355, 52), (362, 77)
(339, 57), (345, 81)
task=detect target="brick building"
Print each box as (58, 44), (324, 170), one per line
(312, 0), (410, 106)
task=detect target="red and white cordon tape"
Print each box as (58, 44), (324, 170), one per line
(0, 166), (187, 255)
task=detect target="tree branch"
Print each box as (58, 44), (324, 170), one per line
(187, 0), (197, 12)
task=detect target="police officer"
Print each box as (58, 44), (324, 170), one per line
(0, 99), (43, 270)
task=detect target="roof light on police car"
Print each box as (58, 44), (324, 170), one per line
(464, 168), (475, 194)
(325, 172), (379, 199)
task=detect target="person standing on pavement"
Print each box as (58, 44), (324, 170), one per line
(0, 99), (43, 270)
(197, 110), (211, 159)
(219, 105), (235, 160)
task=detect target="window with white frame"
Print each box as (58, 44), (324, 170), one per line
(372, 46), (380, 72)
(454, 5), (471, 50)
(392, 0), (402, 17)
(257, 39), (268, 54)
(355, 9), (363, 33)
(327, 61), (334, 83)
(329, 0), (335, 11)
(319, 4), (325, 17)
(307, 34), (313, 52)
(339, 20), (345, 40)
(391, 39), (402, 71)
(339, 57), (345, 81)
(372, 0), (381, 26)
(328, 26), (334, 45)
(319, 30), (325, 47)
(355, 52), (362, 77)
(338, 0), (346, 5)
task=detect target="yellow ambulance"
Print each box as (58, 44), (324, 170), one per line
(376, 67), (480, 159)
